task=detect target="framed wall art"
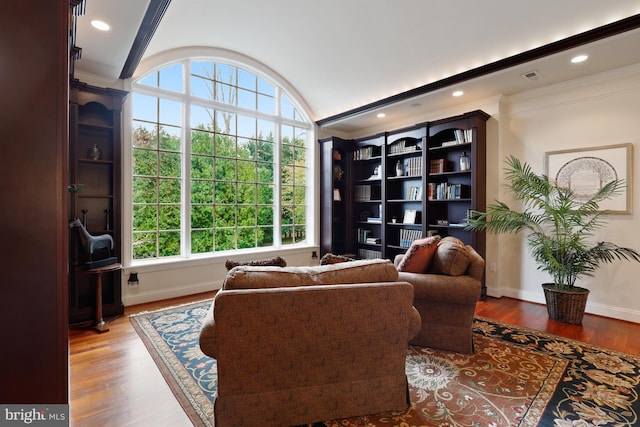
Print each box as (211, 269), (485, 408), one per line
(545, 143), (633, 214)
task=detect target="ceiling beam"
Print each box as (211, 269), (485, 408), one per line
(119, 0), (172, 79)
(316, 14), (640, 127)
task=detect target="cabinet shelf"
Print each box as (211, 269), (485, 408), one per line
(429, 142), (472, 151)
(78, 159), (114, 165)
(78, 121), (114, 130)
(429, 170), (471, 177)
(428, 198), (471, 202)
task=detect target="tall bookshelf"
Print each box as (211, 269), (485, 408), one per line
(422, 111), (489, 264)
(319, 110), (489, 292)
(383, 125), (427, 261)
(351, 134), (385, 260)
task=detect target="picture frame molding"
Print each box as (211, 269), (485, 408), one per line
(544, 142), (633, 214)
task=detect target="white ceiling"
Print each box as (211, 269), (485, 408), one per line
(75, 0), (640, 134)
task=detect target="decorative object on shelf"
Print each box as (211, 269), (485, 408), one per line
(333, 164), (344, 181)
(69, 218), (116, 268)
(459, 152), (470, 171)
(403, 209), (417, 224)
(333, 188), (341, 201)
(87, 144), (103, 160)
(369, 164), (381, 179)
(466, 155), (640, 324)
(395, 160), (403, 177)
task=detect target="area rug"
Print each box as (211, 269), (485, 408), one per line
(130, 300), (640, 426)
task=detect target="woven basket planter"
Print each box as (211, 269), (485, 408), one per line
(542, 283), (590, 325)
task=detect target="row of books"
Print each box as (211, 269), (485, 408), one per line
(429, 158), (448, 174)
(356, 228), (381, 244)
(358, 248), (382, 259)
(406, 185), (423, 200)
(354, 146), (381, 160)
(388, 137), (421, 155)
(428, 183), (470, 200)
(399, 228), (422, 248)
(355, 185), (372, 201)
(402, 157), (423, 177)
(441, 129), (474, 147)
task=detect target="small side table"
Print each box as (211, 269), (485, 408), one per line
(76, 263), (122, 333)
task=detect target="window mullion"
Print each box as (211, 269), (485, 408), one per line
(183, 59), (191, 257)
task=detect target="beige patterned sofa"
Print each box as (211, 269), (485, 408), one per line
(199, 259), (421, 427)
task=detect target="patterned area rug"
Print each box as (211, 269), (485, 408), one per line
(130, 300), (640, 426)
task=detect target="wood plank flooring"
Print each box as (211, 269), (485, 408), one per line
(69, 294), (640, 426)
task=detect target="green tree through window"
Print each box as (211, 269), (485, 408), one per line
(131, 59), (310, 260)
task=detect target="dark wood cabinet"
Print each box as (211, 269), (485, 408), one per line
(319, 136), (353, 257)
(69, 80), (128, 325)
(319, 111), (488, 293)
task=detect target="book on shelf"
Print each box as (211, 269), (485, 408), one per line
(354, 146), (380, 160)
(357, 228), (371, 243)
(365, 237), (381, 244)
(355, 185), (371, 201)
(454, 129), (473, 144)
(399, 228), (422, 247)
(429, 158), (445, 174)
(388, 137), (422, 155)
(358, 248), (381, 259)
(428, 183), (470, 200)
(407, 185), (422, 200)
(403, 156), (423, 177)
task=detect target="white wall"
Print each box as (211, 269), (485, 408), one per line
(493, 64), (640, 322)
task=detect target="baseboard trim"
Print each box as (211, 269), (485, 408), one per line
(123, 280), (223, 307)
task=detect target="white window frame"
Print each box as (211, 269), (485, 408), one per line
(122, 47), (317, 268)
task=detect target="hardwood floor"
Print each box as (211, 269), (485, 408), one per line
(69, 294), (640, 426)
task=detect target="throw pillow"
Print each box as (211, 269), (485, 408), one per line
(430, 236), (472, 276)
(319, 253), (355, 265)
(397, 235), (441, 273)
(225, 256), (287, 271)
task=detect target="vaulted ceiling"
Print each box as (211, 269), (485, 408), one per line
(74, 1), (640, 134)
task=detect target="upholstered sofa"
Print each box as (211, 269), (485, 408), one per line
(394, 236), (484, 354)
(199, 259), (421, 427)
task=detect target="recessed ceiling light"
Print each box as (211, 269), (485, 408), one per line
(571, 54), (588, 63)
(377, 113), (386, 118)
(91, 20), (111, 31)
(452, 90), (464, 97)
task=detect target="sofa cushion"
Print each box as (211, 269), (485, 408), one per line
(223, 258), (398, 290)
(430, 236), (472, 276)
(397, 235), (440, 273)
(319, 253), (355, 265)
(225, 256), (287, 271)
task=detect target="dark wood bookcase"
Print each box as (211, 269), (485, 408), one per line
(319, 110), (489, 292)
(68, 80), (128, 325)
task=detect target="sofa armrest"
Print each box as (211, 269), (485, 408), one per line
(199, 301), (218, 357)
(466, 246), (485, 282)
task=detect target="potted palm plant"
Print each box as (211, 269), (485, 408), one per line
(466, 155), (640, 324)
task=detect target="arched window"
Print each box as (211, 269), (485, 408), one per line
(128, 55), (313, 261)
